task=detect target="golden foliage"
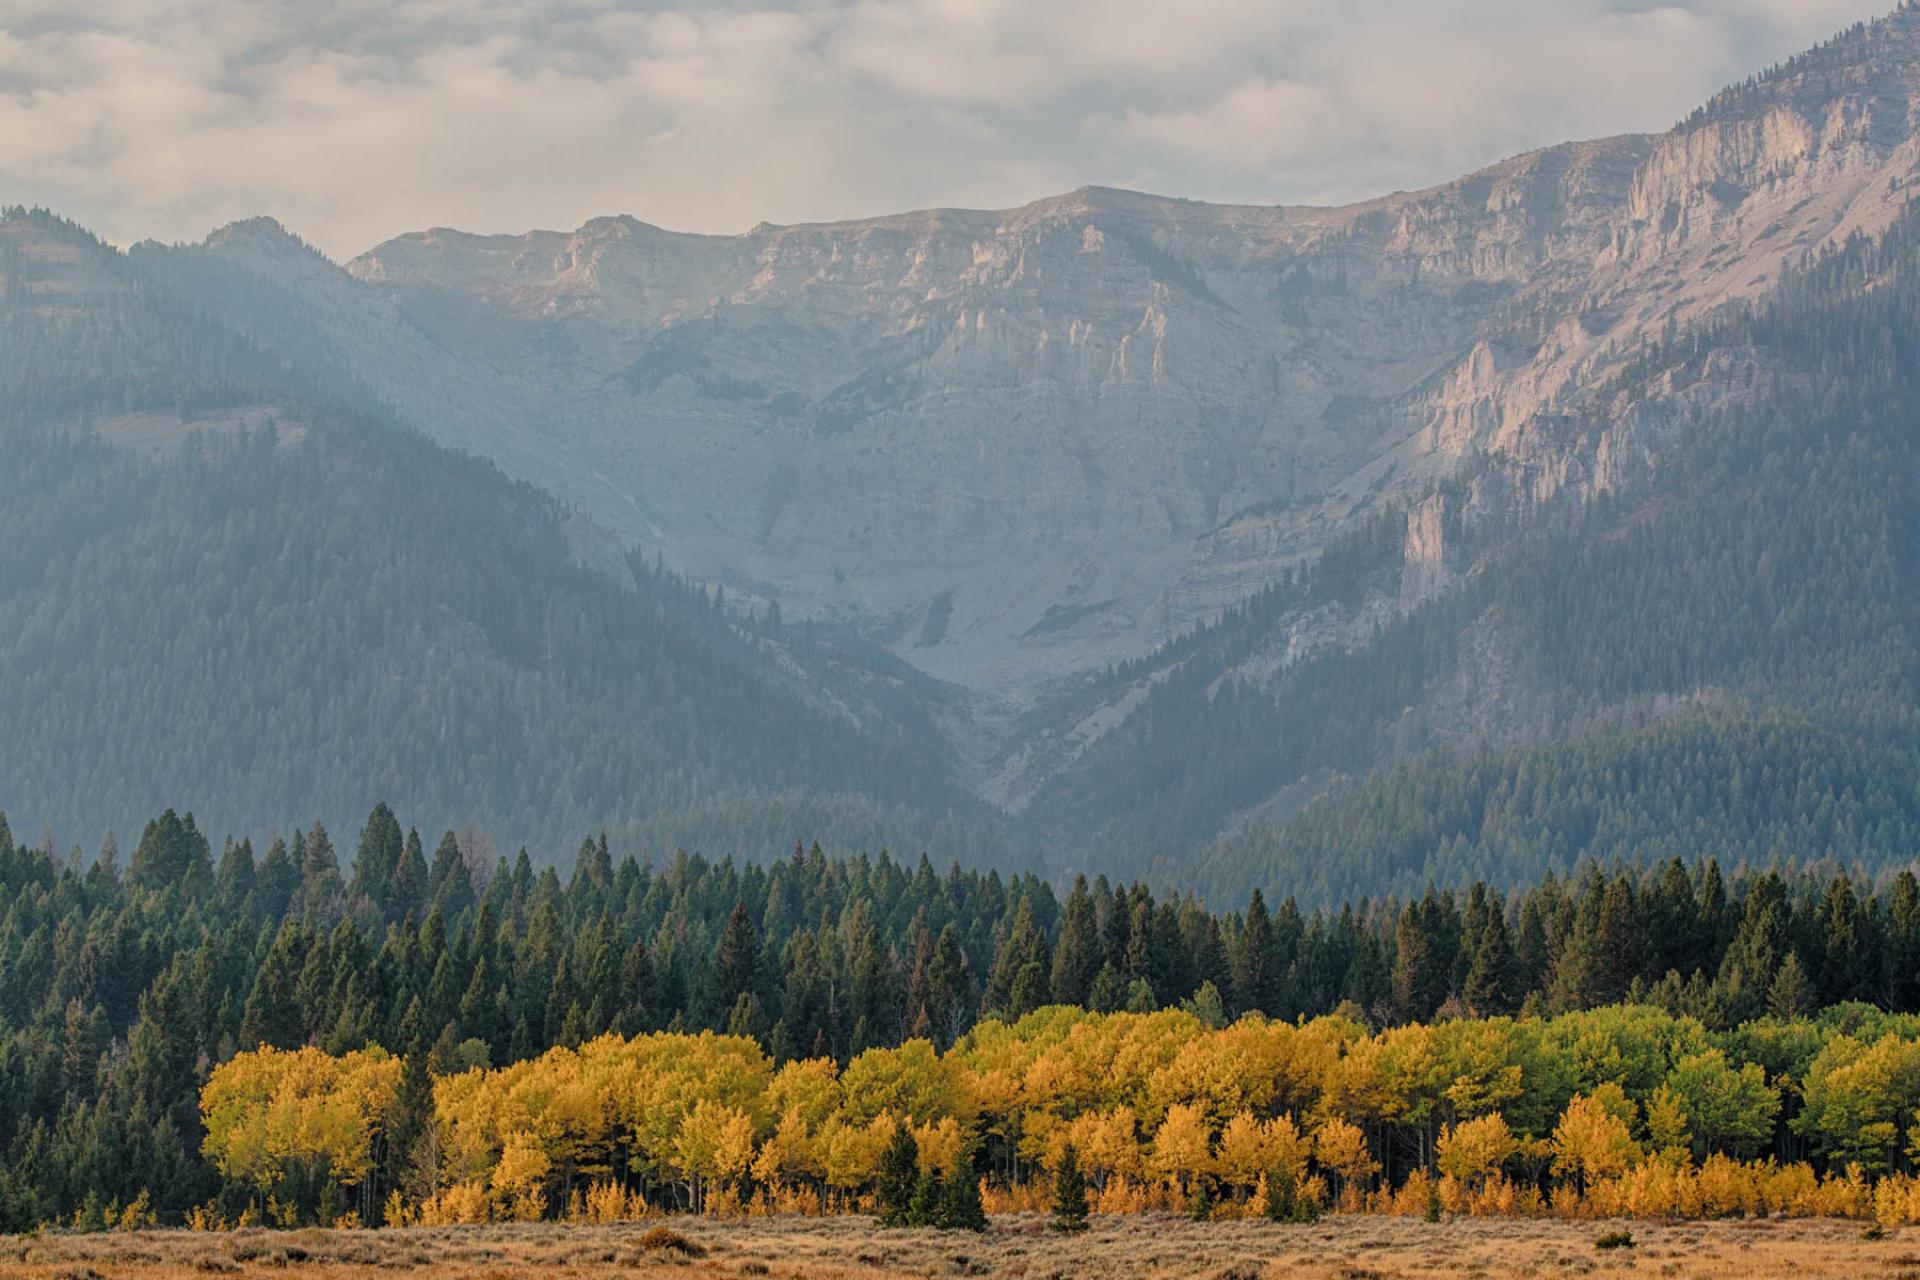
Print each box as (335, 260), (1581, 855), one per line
(193, 1006), (1920, 1229)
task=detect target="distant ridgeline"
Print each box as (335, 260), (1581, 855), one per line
(0, 208), (998, 866)
(0, 805), (1918, 1227)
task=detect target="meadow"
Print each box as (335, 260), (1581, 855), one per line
(0, 1214), (1911, 1280)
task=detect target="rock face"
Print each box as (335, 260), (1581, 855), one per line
(188, 10), (1920, 734)
(335, 157), (1648, 705)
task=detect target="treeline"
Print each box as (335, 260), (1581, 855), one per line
(2, 804), (1919, 1227)
(183, 1004), (1920, 1230)
(1194, 710), (1920, 906)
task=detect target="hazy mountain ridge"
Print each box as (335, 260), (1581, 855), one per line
(0, 209), (1003, 861)
(157, 6), (1920, 725)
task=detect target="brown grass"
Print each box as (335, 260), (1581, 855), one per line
(0, 1214), (1908, 1280)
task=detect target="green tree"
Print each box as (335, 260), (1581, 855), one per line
(876, 1122), (920, 1227)
(1051, 1142), (1089, 1232)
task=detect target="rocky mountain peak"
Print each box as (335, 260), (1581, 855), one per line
(166, 9), (1920, 719)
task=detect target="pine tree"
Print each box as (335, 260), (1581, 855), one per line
(1464, 912), (1517, 1017)
(1231, 889), (1280, 1016)
(385, 829), (429, 925)
(1051, 1143), (1089, 1232)
(1049, 878), (1100, 1007)
(1817, 875), (1873, 1004)
(1088, 963), (1126, 1013)
(1188, 1176), (1215, 1221)
(938, 1155), (987, 1230)
(427, 831), (475, 920)
(712, 900), (763, 1029)
(909, 1167), (942, 1227)
(214, 838), (256, 912)
(347, 803), (404, 920)
(876, 1123), (920, 1227)
(128, 809), (211, 893)
(1767, 950), (1816, 1020)
(381, 1049), (434, 1218)
(296, 823), (344, 923)
(923, 925), (970, 1048)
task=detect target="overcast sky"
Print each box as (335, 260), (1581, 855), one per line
(0, 0), (1888, 260)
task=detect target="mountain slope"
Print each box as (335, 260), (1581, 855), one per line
(1034, 192), (1920, 900)
(0, 209), (999, 860)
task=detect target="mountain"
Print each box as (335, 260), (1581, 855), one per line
(9, 10), (1920, 899)
(0, 209), (998, 860)
(1036, 204), (1920, 899)
(303, 8), (1920, 717)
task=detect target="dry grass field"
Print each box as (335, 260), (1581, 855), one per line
(0, 1215), (1911, 1280)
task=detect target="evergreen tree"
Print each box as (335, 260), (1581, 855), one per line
(938, 1154), (987, 1230)
(1768, 950), (1816, 1021)
(1050, 1143), (1089, 1232)
(1464, 910), (1517, 1017)
(1049, 878), (1100, 1007)
(385, 830), (428, 926)
(128, 810), (211, 893)
(347, 804), (405, 921)
(427, 832), (475, 921)
(1231, 889), (1280, 1016)
(711, 901), (763, 1030)
(876, 1123), (920, 1227)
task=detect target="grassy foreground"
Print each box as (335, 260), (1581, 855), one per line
(0, 1215), (1911, 1280)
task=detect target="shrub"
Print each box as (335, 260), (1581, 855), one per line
(1189, 1177), (1216, 1222)
(1594, 1229), (1635, 1250)
(634, 1226), (707, 1258)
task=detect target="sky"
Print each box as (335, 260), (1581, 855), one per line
(0, 0), (1889, 261)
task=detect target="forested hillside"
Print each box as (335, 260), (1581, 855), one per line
(0, 208), (995, 861)
(1032, 203), (1920, 901)
(0, 808), (1916, 1227)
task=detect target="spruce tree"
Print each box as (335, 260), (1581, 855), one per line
(712, 900), (763, 1028)
(876, 1123), (920, 1227)
(1464, 915), (1517, 1017)
(1767, 950), (1816, 1020)
(939, 1155), (987, 1230)
(1051, 1142), (1089, 1232)
(346, 803), (404, 919)
(1231, 888), (1280, 1016)
(427, 831), (475, 920)
(1050, 879), (1100, 1007)
(909, 1167), (942, 1227)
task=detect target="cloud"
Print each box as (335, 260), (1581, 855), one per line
(0, 0), (1889, 259)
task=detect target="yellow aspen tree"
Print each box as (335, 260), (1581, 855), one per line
(1215, 1110), (1273, 1196)
(753, 1108), (825, 1187)
(1315, 1117), (1378, 1202)
(1150, 1101), (1214, 1191)
(673, 1099), (756, 1213)
(1436, 1112), (1518, 1190)
(1644, 1084), (1692, 1165)
(913, 1115), (967, 1175)
(1552, 1092), (1639, 1195)
(490, 1134), (551, 1221)
(1073, 1107), (1145, 1186)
